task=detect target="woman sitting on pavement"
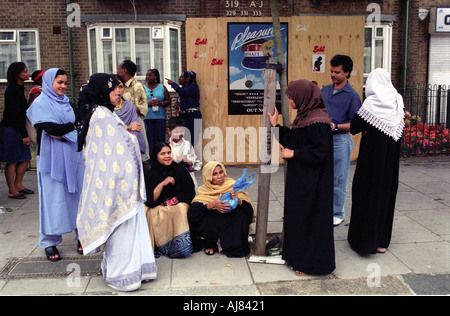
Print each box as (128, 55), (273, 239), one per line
(188, 161), (255, 258)
(144, 142), (196, 258)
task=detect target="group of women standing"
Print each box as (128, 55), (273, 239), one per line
(1, 61), (403, 289)
(267, 68), (404, 276)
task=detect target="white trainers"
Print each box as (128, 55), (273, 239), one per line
(333, 217), (344, 226)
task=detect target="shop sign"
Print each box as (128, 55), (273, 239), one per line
(435, 7), (450, 33)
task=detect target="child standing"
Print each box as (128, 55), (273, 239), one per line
(167, 117), (202, 190)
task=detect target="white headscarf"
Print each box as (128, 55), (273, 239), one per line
(358, 68), (405, 141)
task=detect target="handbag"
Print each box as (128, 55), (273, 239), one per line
(220, 168), (255, 212)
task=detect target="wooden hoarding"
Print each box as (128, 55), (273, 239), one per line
(186, 16), (365, 164)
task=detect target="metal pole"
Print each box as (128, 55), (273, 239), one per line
(66, 0), (76, 103)
(402, 0), (409, 92)
(269, 0), (288, 249)
(446, 87), (450, 129)
(254, 62), (278, 256)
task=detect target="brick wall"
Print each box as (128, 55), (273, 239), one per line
(0, 0), (442, 115)
(403, 0), (450, 86)
(0, 0), (71, 119)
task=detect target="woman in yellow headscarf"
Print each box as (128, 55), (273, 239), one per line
(188, 161), (254, 257)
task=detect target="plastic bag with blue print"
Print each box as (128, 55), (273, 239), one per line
(220, 168), (255, 212)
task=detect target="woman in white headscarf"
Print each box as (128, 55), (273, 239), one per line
(347, 68), (405, 254)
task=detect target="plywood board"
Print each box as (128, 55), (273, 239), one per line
(186, 16), (365, 164)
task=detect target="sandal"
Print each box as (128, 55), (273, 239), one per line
(204, 248), (215, 256)
(45, 246), (61, 262)
(8, 193), (26, 199)
(295, 271), (308, 277)
(77, 240), (83, 254)
(18, 188), (34, 195)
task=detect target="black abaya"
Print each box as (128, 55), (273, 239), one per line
(348, 114), (401, 254)
(188, 201), (254, 257)
(144, 162), (195, 208)
(278, 123), (335, 275)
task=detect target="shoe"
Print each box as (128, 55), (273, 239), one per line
(333, 217), (344, 226)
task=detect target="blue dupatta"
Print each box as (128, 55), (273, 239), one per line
(27, 68), (83, 193)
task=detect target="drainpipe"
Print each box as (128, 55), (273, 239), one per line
(403, 0), (409, 92)
(66, 0), (76, 103)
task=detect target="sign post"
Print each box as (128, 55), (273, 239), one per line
(254, 61), (279, 256)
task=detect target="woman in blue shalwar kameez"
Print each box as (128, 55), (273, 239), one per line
(27, 68), (85, 262)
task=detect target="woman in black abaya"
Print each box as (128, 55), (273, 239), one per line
(347, 68), (404, 254)
(267, 79), (335, 276)
(144, 142), (196, 258)
(188, 161), (254, 258)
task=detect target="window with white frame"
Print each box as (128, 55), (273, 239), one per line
(364, 24), (392, 85)
(0, 29), (40, 81)
(87, 23), (181, 86)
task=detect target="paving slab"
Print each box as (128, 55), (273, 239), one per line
(171, 251), (253, 288)
(401, 274), (450, 295)
(333, 240), (412, 279)
(388, 241), (450, 274)
(391, 214), (444, 243)
(256, 276), (414, 295)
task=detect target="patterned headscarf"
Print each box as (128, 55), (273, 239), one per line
(285, 79), (331, 129)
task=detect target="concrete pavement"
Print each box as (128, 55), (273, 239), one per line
(0, 156), (448, 296)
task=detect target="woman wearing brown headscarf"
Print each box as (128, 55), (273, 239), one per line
(267, 79), (335, 276)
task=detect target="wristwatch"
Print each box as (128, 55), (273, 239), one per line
(335, 123), (339, 131)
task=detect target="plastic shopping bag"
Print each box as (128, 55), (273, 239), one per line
(220, 168), (255, 212)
